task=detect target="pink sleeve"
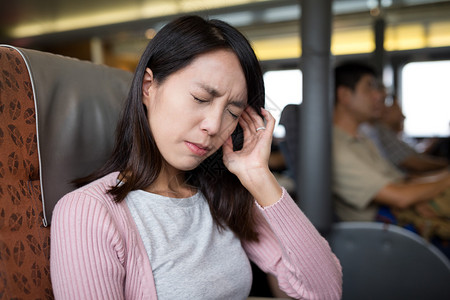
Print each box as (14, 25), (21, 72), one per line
(50, 192), (126, 300)
(243, 188), (343, 300)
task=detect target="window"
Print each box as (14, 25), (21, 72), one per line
(401, 60), (450, 137)
(263, 69), (302, 129)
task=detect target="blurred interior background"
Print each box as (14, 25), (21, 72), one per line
(1, 0), (450, 138)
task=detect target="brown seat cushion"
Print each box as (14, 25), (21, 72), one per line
(0, 45), (52, 300)
(0, 45), (132, 299)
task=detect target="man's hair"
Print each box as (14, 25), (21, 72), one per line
(334, 61), (377, 93)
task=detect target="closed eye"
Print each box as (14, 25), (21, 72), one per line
(227, 109), (239, 120)
(192, 95), (209, 103)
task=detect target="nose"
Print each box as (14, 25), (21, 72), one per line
(200, 106), (223, 136)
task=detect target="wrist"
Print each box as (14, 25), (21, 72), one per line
(240, 167), (283, 207)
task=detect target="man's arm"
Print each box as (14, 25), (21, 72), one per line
(400, 153), (448, 173)
(374, 172), (450, 209)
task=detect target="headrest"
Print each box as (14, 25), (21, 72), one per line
(2, 45), (133, 225)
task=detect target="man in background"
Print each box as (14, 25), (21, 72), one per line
(360, 92), (448, 174)
(332, 61), (450, 241)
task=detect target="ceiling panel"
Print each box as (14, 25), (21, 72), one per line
(1, 0), (450, 44)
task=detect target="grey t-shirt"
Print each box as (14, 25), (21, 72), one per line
(126, 190), (253, 300)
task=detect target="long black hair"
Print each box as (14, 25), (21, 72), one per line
(78, 15), (265, 241)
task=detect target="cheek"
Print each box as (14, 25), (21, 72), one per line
(213, 119), (239, 147)
(223, 119), (239, 137)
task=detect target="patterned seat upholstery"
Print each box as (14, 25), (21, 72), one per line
(0, 45), (132, 299)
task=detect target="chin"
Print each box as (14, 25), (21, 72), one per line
(175, 159), (205, 172)
(179, 165), (199, 172)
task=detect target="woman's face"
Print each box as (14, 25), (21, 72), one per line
(142, 49), (248, 173)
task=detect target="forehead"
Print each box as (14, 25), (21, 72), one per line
(188, 50), (244, 78)
(358, 74), (377, 86)
(179, 50), (248, 99)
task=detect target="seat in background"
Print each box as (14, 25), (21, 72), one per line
(0, 45), (132, 299)
(328, 222), (450, 300)
(278, 103), (301, 181)
(280, 103), (450, 299)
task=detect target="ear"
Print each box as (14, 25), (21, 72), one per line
(142, 67), (155, 108)
(336, 86), (352, 106)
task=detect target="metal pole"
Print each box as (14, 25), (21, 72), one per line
(374, 16), (386, 77)
(299, 0), (333, 234)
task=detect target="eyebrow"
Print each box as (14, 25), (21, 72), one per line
(229, 100), (246, 109)
(196, 82), (220, 97)
(196, 82), (247, 109)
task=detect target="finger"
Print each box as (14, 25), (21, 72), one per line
(239, 110), (254, 137)
(222, 135), (234, 156)
(238, 114), (260, 149)
(222, 136), (238, 171)
(242, 107), (266, 135)
(238, 115), (253, 147)
(238, 110), (249, 129)
(260, 108), (275, 134)
(241, 109), (257, 132)
(245, 106), (266, 128)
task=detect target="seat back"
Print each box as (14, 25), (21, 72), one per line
(328, 222), (450, 300)
(278, 103), (301, 180)
(0, 45), (132, 299)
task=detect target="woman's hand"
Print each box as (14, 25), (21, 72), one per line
(223, 107), (273, 178)
(223, 107), (282, 205)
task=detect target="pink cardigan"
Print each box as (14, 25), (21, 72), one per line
(50, 172), (342, 299)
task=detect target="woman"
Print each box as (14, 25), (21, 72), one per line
(50, 15), (342, 299)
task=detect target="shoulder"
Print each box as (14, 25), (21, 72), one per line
(333, 126), (352, 144)
(332, 128), (355, 160)
(52, 172), (122, 222)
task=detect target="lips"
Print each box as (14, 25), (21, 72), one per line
(185, 141), (210, 156)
